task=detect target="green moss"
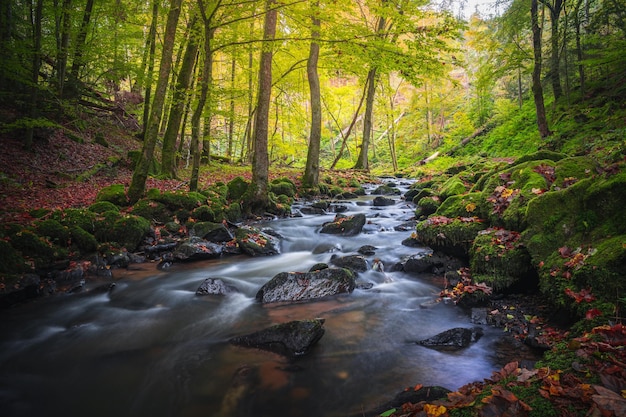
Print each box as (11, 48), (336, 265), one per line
(93, 210), (123, 243)
(88, 201), (120, 213)
(9, 229), (66, 268)
(436, 192), (484, 218)
(510, 150), (566, 167)
(192, 205), (216, 222)
(154, 191), (204, 211)
(269, 180), (297, 197)
(70, 226), (98, 254)
(416, 196), (441, 217)
(439, 174), (468, 201)
(130, 199), (171, 223)
(0, 240), (30, 273)
(96, 184), (128, 206)
(226, 176), (249, 201)
(224, 202), (242, 222)
(35, 219), (70, 246)
(584, 171), (626, 235)
(416, 217), (487, 259)
(109, 215), (150, 251)
(52, 208), (98, 234)
(553, 156), (597, 189)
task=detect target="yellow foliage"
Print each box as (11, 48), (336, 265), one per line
(424, 403), (447, 417)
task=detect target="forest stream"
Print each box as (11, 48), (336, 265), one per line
(0, 181), (514, 417)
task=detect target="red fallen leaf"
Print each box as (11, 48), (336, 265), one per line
(592, 385), (626, 416)
(585, 308), (603, 320)
(559, 246), (572, 258)
(565, 287), (596, 303)
(413, 383), (423, 391)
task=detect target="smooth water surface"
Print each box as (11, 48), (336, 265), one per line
(0, 181), (503, 417)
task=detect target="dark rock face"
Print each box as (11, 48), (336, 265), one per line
(256, 268), (355, 303)
(320, 213), (366, 236)
(330, 254), (368, 273)
(354, 386), (451, 417)
(417, 327), (484, 351)
(373, 196), (396, 206)
(190, 221), (234, 242)
(235, 226), (280, 256)
(230, 319), (326, 357)
(173, 237), (223, 261)
(395, 220), (418, 231)
(357, 245), (377, 256)
(401, 252), (465, 275)
(196, 278), (239, 295)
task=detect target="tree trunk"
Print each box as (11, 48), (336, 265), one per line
(162, 14), (200, 179)
(25, 0), (44, 151)
(68, 0), (94, 94)
(574, 0), (585, 97)
(128, 0), (183, 203)
(245, 0), (277, 215)
(141, 0), (159, 137)
(548, 0), (563, 100)
(56, 0), (72, 98)
(531, 0), (552, 138)
(302, 0), (321, 189)
(227, 56), (236, 159)
(329, 81), (368, 170)
(353, 67), (377, 170)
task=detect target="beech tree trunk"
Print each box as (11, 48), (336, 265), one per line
(162, 14), (200, 179)
(245, 0), (277, 215)
(128, 0), (183, 203)
(353, 67), (377, 170)
(302, 0), (321, 189)
(141, 0), (159, 137)
(531, 0), (552, 138)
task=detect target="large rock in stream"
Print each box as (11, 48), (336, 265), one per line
(172, 237), (223, 261)
(235, 226), (280, 256)
(320, 213), (366, 236)
(230, 318), (325, 357)
(417, 327), (484, 351)
(256, 268), (356, 303)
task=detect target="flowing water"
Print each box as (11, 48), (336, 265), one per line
(0, 181), (506, 417)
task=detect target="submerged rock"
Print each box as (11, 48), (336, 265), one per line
(196, 278), (239, 295)
(417, 327), (484, 351)
(256, 268), (355, 303)
(330, 254), (368, 273)
(230, 318), (326, 357)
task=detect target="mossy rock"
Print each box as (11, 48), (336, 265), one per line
(70, 226), (98, 254)
(553, 156), (597, 189)
(470, 229), (535, 293)
(52, 208), (98, 234)
(9, 229), (66, 269)
(96, 184), (128, 206)
(415, 217), (487, 259)
(583, 171), (626, 235)
(318, 183), (330, 196)
(510, 150), (567, 167)
(412, 188), (434, 204)
(35, 219), (70, 246)
(154, 191), (204, 211)
(0, 240), (30, 273)
(227, 176), (249, 201)
(435, 192), (483, 218)
(88, 201), (120, 214)
(269, 181), (297, 198)
(372, 184), (401, 195)
(93, 210), (123, 243)
(109, 215), (150, 251)
(224, 202), (242, 222)
(191, 205), (216, 222)
(438, 174), (468, 201)
(416, 196), (441, 218)
(130, 199), (172, 224)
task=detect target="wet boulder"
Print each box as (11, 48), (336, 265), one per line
(354, 386), (451, 417)
(235, 226), (280, 256)
(173, 237), (223, 261)
(190, 221), (234, 243)
(230, 318), (325, 357)
(196, 278), (239, 295)
(330, 254), (368, 273)
(372, 196), (396, 206)
(256, 268), (355, 303)
(417, 327), (484, 351)
(357, 245), (377, 256)
(320, 213), (366, 236)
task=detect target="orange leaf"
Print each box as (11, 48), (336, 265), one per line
(423, 404), (447, 417)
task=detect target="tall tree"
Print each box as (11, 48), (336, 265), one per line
(128, 0), (183, 203)
(531, 0), (552, 138)
(302, 0), (321, 188)
(540, 0), (564, 100)
(162, 13), (200, 179)
(25, 0), (44, 151)
(244, 0), (277, 215)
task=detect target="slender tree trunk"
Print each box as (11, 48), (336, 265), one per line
(67, 0), (94, 96)
(353, 67), (377, 170)
(330, 80), (368, 169)
(517, 67), (523, 109)
(550, 0), (563, 100)
(242, 20), (256, 163)
(25, 0), (44, 151)
(162, 14), (200, 179)
(56, 0), (72, 98)
(302, 0), (321, 189)
(245, 0), (277, 215)
(574, 0), (585, 97)
(141, 0), (159, 138)
(531, 0), (552, 138)
(227, 57), (236, 159)
(128, 0), (183, 203)
(388, 95), (398, 172)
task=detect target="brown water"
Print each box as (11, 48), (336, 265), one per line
(0, 182), (505, 417)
